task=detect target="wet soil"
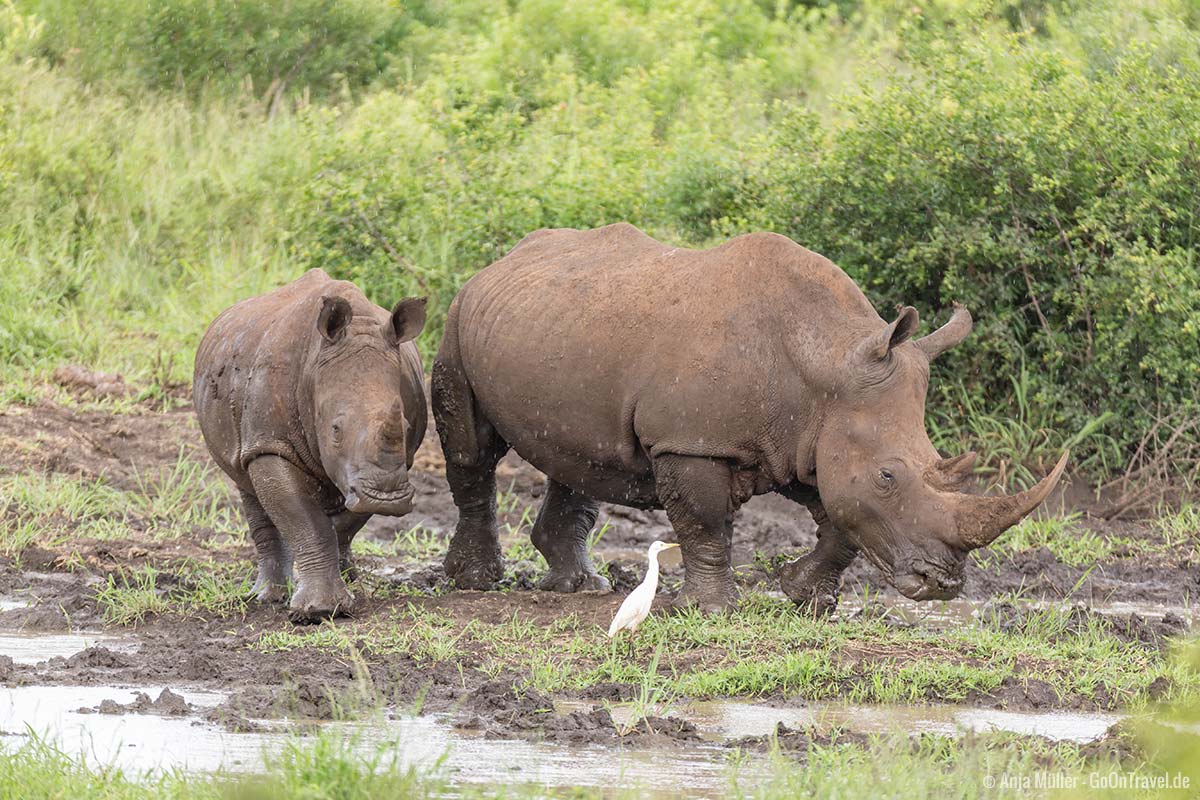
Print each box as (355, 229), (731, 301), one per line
(451, 679), (702, 746)
(0, 394), (1196, 752)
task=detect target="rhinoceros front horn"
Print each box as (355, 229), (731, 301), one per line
(381, 399), (406, 449)
(954, 451), (1070, 549)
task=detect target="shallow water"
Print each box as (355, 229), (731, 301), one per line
(0, 684), (734, 796)
(562, 699), (1123, 744)
(0, 632), (138, 665)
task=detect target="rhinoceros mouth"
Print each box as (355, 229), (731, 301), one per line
(891, 556), (965, 601)
(343, 483), (415, 514)
(356, 485), (415, 503)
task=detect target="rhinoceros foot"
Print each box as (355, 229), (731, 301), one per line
(287, 578), (355, 624)
(250, 557), (291, 605)
(670, 581), (739, 615)
(252, 580), (289, 605)
(778, 554), (841, 618)
(444, 535), (504, 590)
(536, 569), (612, 594)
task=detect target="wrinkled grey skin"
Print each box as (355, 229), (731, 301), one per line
(432, 224), (1066, 614)
(194, 269), (427, 622)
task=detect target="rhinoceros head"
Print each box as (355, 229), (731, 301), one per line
(310, 294), (427, 516)
(813, 305), (1068, 601)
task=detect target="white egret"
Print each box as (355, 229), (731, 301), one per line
(607, 541), (680, 638)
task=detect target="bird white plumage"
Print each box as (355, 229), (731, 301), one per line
(607, 541), (679, 638)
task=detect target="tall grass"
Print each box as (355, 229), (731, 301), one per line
(0, 57), (309, 385)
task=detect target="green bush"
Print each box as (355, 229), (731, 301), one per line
(15, 0), (418, 97)
(756, 25), (1200, 475)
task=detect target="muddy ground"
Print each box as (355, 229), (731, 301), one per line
(0, 387), (1197, 755)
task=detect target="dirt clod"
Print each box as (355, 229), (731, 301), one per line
(66, 647), (134, 669)
(733, 721), (871, 755)
(84, 688), (191, 716)
(52, 365), (129, 399)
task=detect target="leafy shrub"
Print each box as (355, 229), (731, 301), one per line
(757, 26), (1200, 473)
(15, 0), (416, 97)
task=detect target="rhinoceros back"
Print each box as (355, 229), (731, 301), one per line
(446, 223), (883, 496)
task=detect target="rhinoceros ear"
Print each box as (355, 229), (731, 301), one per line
(386, 297), (427, 345)
(915, 304), (973, 361)
(861, 306), (920, 362)
(317, 295), (353, 344)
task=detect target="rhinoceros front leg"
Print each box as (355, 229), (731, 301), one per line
(247, 455), (353, 623)
(531, 479), (611, 593)
(240, 489), (291, 605)
(329, 510), (370, 583)
(776, 487), (858, 618)
(653, 454), (739, 613)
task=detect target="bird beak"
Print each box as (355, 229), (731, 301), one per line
(657, 542), (682, 568)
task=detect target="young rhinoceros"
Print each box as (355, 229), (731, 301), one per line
(194, 269), (427, 622)
(432, 224), (1067, 614)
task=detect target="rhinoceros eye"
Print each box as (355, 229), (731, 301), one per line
(331, 421), (343, 445)
(878, 468), (895, 484)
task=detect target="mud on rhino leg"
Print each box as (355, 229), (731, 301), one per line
(441, 443), (508, 590)
(433, 355), (508, 590)
(530, 479), (611, 593)
(653, 454), (739, 613)
(329, 511), (370, 583)
(241, 489), (291, 605)
(247, 455), (354, 623)
(776, 487), (858, 617)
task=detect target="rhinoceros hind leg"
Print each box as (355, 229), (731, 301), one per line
(441, 446), (507, 590)
(436, 400), (507, 590)
(433, 322), (508, 590)
(654, 454), (739, 614)
(776, 492), (858, 618)
(241, 489), (291, 604)
(247, 456), (354, 624)
(531, 479), (611, 593)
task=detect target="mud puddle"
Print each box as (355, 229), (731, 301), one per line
(564, 699), (1124, 744)
(1, 684), (736, 796)
(0, 632), (137, 665)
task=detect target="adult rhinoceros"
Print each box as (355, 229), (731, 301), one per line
(431, 224), (1066, 613)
